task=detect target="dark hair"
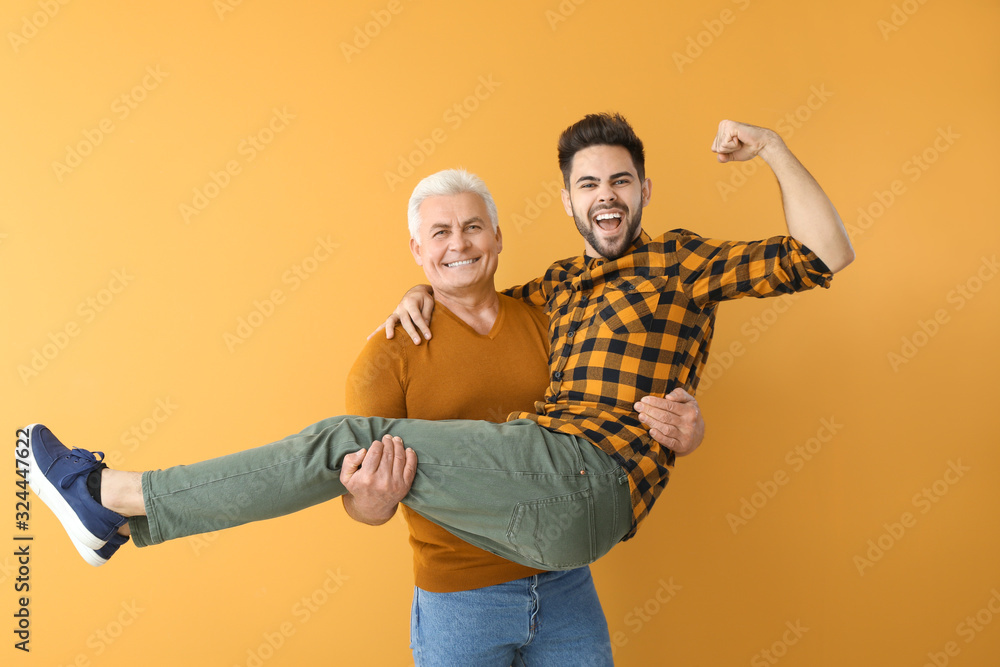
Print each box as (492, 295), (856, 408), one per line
(557, 113), (645, 187)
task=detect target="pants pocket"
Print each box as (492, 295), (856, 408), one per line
(506, 489), (596, 569)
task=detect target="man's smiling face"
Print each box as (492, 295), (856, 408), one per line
(410, 192), (502, 296)
(562, 144), (652, 260)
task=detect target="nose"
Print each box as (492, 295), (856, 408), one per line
(597, 183), (616, 203)
(449, 232), (472, 252)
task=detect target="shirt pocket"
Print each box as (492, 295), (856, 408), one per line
(597, 277), (662, 334)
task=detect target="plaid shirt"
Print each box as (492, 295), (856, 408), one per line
(504, 228), (833, 538)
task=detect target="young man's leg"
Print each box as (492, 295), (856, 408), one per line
(16, 426), (137, 566)
(22, 416), (632, 569)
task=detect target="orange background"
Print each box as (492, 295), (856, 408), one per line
(3, 1), (999, 665)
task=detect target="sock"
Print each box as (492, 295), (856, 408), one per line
(86, 464), (107, 504)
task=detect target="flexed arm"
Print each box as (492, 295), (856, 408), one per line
(712, 120), (855, 273)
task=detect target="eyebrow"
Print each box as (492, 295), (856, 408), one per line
(574, 171), (635, 185)
(429, 216), (485, 230)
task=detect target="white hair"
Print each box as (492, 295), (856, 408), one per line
(407, 169), (499, 239)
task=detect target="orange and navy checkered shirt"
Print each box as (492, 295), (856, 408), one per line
(504, 228), (833, 539)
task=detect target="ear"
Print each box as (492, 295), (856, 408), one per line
(495, 225), (503, 254)
(640, 177), (652, 208)
(561, 187), (573, 216)
(409, 237), (424, 266)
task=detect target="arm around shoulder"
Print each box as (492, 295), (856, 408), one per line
(366, 284), (436, 345)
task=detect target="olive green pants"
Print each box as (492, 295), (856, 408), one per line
(128, 416), (632, 570)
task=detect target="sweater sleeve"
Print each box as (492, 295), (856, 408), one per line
(345, 335), (408, 419)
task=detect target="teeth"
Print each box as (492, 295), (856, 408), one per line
(446, 258), (477, 267)
(595, 213), (621, 221)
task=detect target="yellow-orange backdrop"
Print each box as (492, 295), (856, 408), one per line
(3, 1), (998, 665)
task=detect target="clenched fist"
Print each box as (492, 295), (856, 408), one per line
(711, 120), (783, 163)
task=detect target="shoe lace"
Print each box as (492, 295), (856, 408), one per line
(58, 448), (107, 490)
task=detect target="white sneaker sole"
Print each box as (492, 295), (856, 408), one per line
(18, 424), (109, 561)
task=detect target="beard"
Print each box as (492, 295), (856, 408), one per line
(573, 202), (643, 260)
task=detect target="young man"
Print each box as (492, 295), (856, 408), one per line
(341, 169), (704, 665)
(21, 113), (852, 582)
(379, 114), (853, 538)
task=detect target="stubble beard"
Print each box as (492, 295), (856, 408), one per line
(573, 204), (643, 260)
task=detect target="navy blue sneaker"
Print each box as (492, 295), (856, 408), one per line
(63, 521), (131, 566)
(88, 530), (131, 567)
(17, 424), (128, 566)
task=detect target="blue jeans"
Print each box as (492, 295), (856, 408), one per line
(410, 567), (613, 667)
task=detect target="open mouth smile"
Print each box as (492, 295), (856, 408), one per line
(593, 211), (624, 232)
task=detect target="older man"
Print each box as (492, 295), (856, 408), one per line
(340, 169), (704, 666)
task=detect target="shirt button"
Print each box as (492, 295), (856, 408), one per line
(553, 371), (563, 381)
(567, 331), (575, 339)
